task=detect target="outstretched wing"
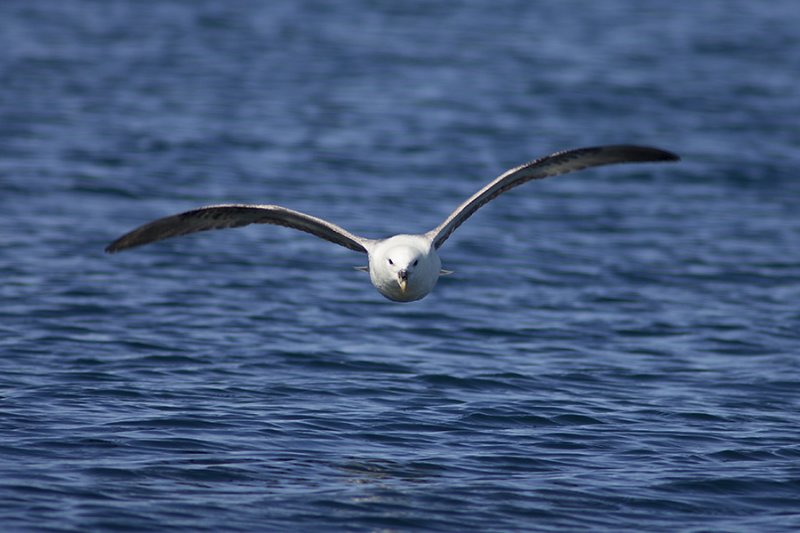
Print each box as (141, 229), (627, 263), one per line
(105, 204), (372, 254)
(426, 145), (679, 249)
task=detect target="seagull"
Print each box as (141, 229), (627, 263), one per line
(106, 145), (678, 302)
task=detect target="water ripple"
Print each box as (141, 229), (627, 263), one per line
(3, 1), (800, 532)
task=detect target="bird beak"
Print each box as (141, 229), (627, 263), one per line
(398, 270), (408, 293)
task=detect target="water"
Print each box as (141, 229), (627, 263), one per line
(2, 1), (800, 531)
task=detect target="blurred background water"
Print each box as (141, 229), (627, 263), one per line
(2, 1), (800, 531)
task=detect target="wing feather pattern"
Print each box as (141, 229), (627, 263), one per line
(105, 204), (371, 254)
(426, 145), (679, 249)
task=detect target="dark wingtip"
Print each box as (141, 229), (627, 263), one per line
(640, 146), (680, 162)
(609, 144), (680, 163)
(613, 145), (681, 166)
(104, 238), (129, 254)
(658, 149), (681, 162)
(576, 145), (679, 165)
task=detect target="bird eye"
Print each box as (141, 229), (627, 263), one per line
(387, 258), (394, 265)
(413, 260), (419, 266)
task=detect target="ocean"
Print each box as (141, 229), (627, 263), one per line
(1, 1), (799, 531)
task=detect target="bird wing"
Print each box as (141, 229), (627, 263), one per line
(426, 145), (679, 250)
(105, 204), (372, 254)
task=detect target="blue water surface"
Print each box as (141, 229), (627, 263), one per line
(2, 1), (800, 531)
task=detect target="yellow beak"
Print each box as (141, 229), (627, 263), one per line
(398, 278), (407, 293)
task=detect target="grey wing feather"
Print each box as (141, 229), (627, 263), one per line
(105, 204), (372, 254)
(426, 145), (679, 249)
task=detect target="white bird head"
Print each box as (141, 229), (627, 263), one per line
(367, 235), (441, 302)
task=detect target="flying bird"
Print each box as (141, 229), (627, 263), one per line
(106, 145), (679, 302)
